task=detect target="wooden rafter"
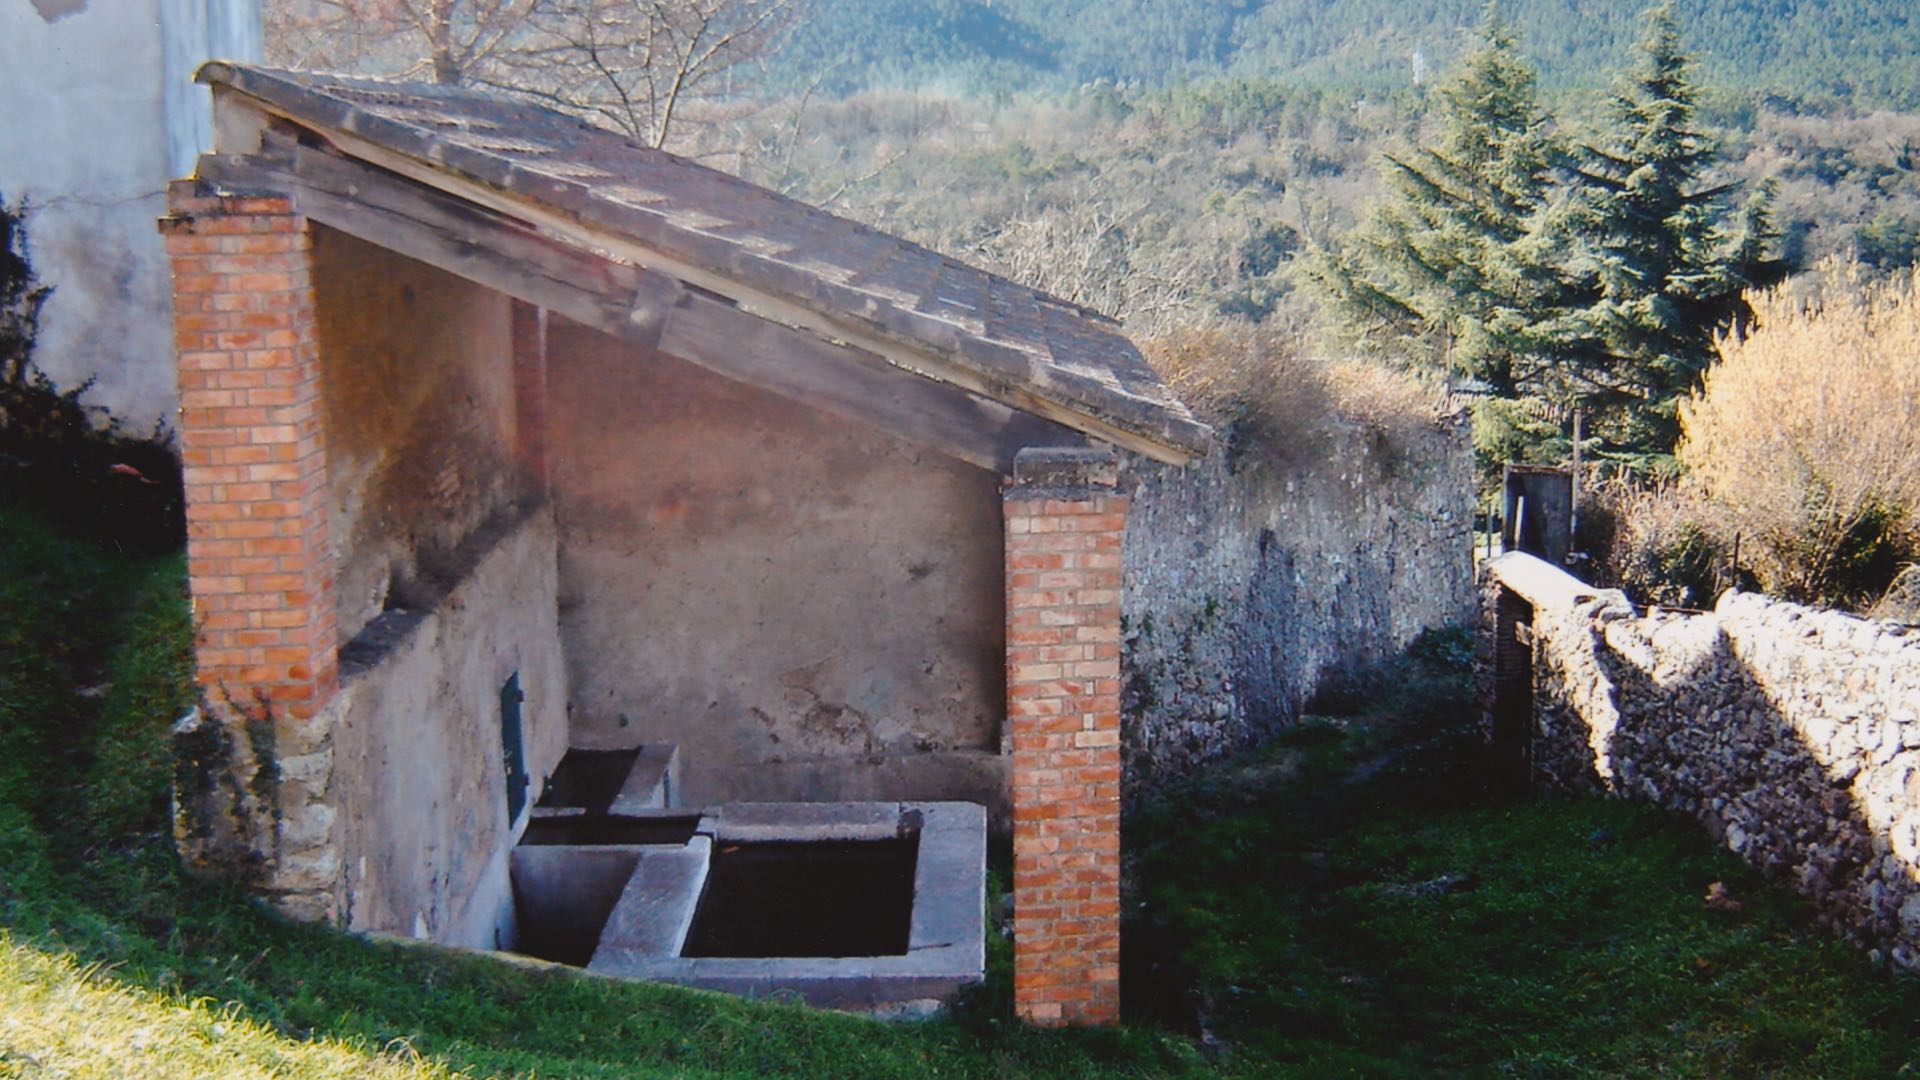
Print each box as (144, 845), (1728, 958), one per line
(197, 142), (1088, 473)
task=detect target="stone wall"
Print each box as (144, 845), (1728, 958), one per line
(1485, 553), (1920, 968)
(1119, 414), (1476, 795)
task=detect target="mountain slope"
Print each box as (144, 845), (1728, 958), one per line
(771, 0), (1920, 107)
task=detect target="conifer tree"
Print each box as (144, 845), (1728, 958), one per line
(1555, 4), (1786, 466)
(1316, 3), (1568, 398)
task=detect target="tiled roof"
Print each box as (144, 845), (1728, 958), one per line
(197, 63), (1212, 461)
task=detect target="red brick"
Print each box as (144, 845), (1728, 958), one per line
(1005, 477), (1125, 1027)
(168, 192), (336, 736)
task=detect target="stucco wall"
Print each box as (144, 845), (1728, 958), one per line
(1120, 415), (1476, 794)
(332, 507), (570, 948)
(305, 233), (558, 947)
(311, 227), (522, 643)
(0, 0), (257, 432)
(545, 318), (1008, 816)
(1487, 554), (1920, 970)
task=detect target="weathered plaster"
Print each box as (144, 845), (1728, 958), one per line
(0, 0), (257, 431)
(332, 507), (570, 948)
(312, 227), (522, 643)
(545, 317), (1008, 814)
(308, 232), (561, 947)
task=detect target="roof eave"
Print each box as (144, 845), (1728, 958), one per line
(195, 62), (1215, 466)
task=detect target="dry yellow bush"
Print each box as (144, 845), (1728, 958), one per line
(1583, 477), (1722, 608)
(1323, 358), (1446, 446)
(1142, 318), (1444, 466)
(1144, 318), (1328, 429)
(1679, 264), (1920, 606)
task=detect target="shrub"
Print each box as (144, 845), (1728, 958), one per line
(1580, 478), (1727, 609)
(1141, 316), (1446, 468)
(1677, 263), (1920, 608)
(0, 194), (183, 550)
(1872, 565), (1920, 623)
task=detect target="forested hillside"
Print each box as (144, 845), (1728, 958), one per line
(772, 0), (1920, 107)
(261, 0), (1920, 604)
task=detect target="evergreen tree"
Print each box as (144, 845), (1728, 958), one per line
(1555, 4), (1787, 466)
(1315, 3), (1569, 399)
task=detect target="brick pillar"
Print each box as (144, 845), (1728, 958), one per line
(161, 182), (342, 919)
(1004, 447), (1126, 1027)
(163, 182), (337, 718)
(510, 299), (550, 496)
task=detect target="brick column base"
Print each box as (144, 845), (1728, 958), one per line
(1004, 447), (1126, 1027)
(161, 180), (341, 919)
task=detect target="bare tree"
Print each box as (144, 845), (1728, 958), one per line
(969, 185), (1227, 335)
(492, 0), (796, 147)
(266, 0), (534, 84)
(265, 0), (799, 149)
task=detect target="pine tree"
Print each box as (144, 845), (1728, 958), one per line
(1316, 3), (1569, 399)
(1556, 4), (1786, 467)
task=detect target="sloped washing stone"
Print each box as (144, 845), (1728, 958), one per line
(588, 836), (712, 969)
(608, 744), (680, 814)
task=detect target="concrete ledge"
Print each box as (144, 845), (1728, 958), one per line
(703, 801), (904, 842)
(1008, 446), (1120, 493)
(1487, 551), (1627, 612)
(678, 750), (1010, 830)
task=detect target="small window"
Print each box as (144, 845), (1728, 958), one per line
(501, 673), (529, 824)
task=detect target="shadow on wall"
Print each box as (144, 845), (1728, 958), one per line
(1488, 556), (1920, 968)
(1120, 412), (1478, 801)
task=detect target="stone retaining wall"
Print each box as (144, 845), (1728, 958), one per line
(1121, 414), (1477, 797)
(1484, 553), (1920, 968)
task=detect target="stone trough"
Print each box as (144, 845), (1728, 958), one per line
(509, 750), (986, 1011)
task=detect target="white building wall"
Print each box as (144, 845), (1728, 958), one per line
(0, 0), (259, 435)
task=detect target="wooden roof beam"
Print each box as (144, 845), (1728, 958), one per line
(196, 143), (1087, 474)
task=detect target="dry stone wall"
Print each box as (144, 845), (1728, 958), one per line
(1487, 554), (1920, 968)
(1121, 416), (1476, 796)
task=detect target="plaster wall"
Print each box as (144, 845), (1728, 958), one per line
(1121, 415), (1477, 793)
(545, 318), (1008, 817)
(0, 0), (257, 432)
(1486, 555), (1920, 970)
(331, 507), (570, 948)
(311, 227), (522, 643)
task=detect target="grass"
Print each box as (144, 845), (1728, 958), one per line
(1127, 640), (1920, 1075)
(2, 496), (1919, 1077)
(0, 935), (451, 1079)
